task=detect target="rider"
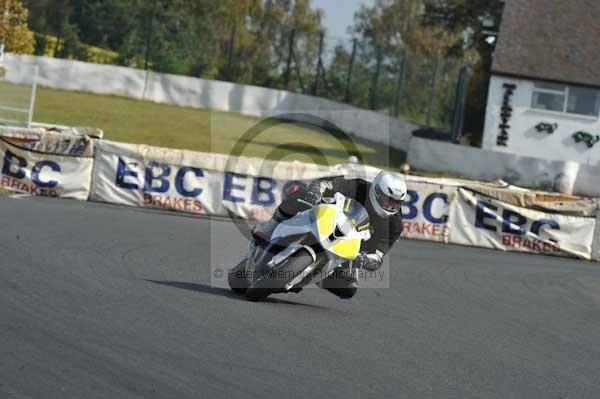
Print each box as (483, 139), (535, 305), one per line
(253, 171), (407, 299)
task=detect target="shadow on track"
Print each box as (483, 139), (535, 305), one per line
(144, 279), (331, 309)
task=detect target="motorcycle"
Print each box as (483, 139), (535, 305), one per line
(228, 192), (371, 301)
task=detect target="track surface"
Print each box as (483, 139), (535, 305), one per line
(1, 196), (600, 398)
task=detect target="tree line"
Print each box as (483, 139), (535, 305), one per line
(5, 0), (503, 140)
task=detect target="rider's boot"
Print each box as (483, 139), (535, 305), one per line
(318, 268), (358, 299)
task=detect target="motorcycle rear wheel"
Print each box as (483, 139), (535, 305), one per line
(228, 259), (250, 294)
(245, 249), (313, 302)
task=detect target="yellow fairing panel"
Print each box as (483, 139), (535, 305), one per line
(330, 238), (361, 260)
(315, 205), (337, 237)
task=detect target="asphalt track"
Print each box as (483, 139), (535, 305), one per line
(1, 196), (600, 398)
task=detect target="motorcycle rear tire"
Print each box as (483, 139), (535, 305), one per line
(245, 249), (313, 302)
(228, 259), (250, 294)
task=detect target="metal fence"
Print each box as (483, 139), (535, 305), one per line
(32, 26), (471, 139)
(0, 64), (38, 128)
(221, 30), (470, 137)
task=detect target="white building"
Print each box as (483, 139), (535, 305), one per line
(482, 0), (600, 165)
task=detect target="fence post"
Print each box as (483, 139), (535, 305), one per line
(226, 20), (237, 81)
(27, 66), (39, 129)
(53, 0), (67, 57)
(369, 46), (383, 110)
(312, 32), (324, 95)
(426, 56), (441, 126)
(393, 49), (407, 117)
(451, 65), (470, 143)
(344, 38), (358, 103)
(293, 50), (305, 93)
(143, 11), (153, 70)
(144, 0), (158, 71)
(284, 29), (296, 88)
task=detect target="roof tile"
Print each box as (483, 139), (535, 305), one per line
(492, 0), (600, 87)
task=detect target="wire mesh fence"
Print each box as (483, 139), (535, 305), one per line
(31, 26), (470, 135)
(220, 30), (470, 133)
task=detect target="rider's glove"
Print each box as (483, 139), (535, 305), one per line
(305, 181), (323, 205)
(354, 251), (383, 271)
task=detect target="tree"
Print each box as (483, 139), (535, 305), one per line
(344, 0), (500, 129)
(115, 0), (212, 73)
(56, 18), (86, 60)
(0, 0), (34, 54)
(19, 0), (326, 84)
(353, 0), (424, 53)
(214, 0), (324, 88)
(26, 0), (72, 56)
(349, 0), (465, 115)
(69, 0), (137, 50)
(424, 0), (504, 144)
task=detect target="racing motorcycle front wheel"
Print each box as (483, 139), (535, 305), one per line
(245, 249), (314, 302)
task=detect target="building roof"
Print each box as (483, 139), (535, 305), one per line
(492, 0), (600, 87)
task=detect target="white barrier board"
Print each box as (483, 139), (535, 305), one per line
(90, 140), (329, 219)
(449, 188), (595, 259)
(0, 138), (93, 199)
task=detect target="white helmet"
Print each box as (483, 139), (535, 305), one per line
(369, 171), (407, 217)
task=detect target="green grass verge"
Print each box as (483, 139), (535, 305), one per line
(30, 86), (406, 169)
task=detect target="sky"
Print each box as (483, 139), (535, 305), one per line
(311, 0), (373, 40)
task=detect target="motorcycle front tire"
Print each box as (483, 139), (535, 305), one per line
(245, 249), (314, 302)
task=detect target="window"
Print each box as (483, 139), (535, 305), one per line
(567, 86), (600, 116)
(531, 82), (600, 117)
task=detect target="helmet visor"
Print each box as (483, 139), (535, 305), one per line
(374, 185), (402, 214)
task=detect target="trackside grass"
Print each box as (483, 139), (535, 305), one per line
(29, 86), (406, 169)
